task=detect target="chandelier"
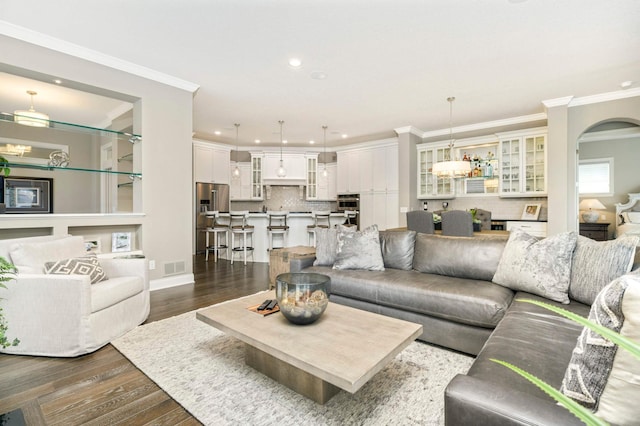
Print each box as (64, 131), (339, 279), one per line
(14, 90), (50, 127)
(431, 97), (471, 178)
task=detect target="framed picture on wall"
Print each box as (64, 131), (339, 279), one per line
(521, 203), (541, 221)
(0, 176), (53, 213)
(112, 232), (132, 252)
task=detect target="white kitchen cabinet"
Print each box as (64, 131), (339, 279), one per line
(336, 151), (361, 194)
(262, 152), (306, 181)
(498, 129), (547, 197)
(306, 154), (318, 200)
(506, 221), (547, 237)
(360, 190), (399, 231)
(229, 162), (251, 200)
(371, 145), (398, 192)
(417, 145), (455, 199)
(193, 142), (230, 184)
(251, 155), (263, 199)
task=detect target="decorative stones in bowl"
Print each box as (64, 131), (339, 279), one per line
(275, 272), (330, 325)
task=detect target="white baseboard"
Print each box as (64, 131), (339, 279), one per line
(150, 273), (194, 291)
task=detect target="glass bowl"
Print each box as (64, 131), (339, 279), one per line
(275, 272), (330, 325)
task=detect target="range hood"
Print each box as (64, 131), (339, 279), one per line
(263, 178), (307, 186)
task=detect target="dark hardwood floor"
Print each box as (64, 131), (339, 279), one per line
(0, 256), (269, 425)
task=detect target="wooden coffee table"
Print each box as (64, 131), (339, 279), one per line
(196, 291), (422, 404)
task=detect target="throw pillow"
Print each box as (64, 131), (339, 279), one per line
(333, 225), (385, 271)
(492, 229), (577, 304)
(628, 211), (640, 223)
(569, 235), (639, 305)
(378, 230), (416, 271)
(313, 228), (338, 266)
(9, 236), (87, 274)
(44, 253), (107, 284)
(561, 273), (640, 424)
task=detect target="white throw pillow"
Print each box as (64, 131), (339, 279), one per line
(627, 211), (640, 224)
(9, 236), (86, 274)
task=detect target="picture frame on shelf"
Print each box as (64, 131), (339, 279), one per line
(0, 176), (53, 213)
(112, 232), (132, 252)
(84, 238), (102, 254)
(521, 203), (541, 221)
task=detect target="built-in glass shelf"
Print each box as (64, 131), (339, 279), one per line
(0, 112), (141, 142)
(0, 161), (142, 178)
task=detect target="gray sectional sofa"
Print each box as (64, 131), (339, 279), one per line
(290, 230), (636, 425)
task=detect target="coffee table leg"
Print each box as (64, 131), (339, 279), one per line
(244, 344), (341, 404)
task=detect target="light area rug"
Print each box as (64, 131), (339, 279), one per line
(112, 306), (474, 426)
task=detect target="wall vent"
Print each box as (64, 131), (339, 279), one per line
(163, 260), (186, 276)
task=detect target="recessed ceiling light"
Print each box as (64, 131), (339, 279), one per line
(53, 79), (62, 84)
(310, 71), (327, 80)
(283, 140), (288, 144)
(620, 80), (633, 89)
(341, 134), (348, 139)
(288, 58), (302, 68)
(254, 139), (261, 144)
(214, 130), (221, 135)
(309, 140), (315, 144)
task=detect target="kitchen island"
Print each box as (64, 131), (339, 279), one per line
(209, 212), (348, 263)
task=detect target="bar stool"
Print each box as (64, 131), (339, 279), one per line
(204, 211), (229, 262)
(229, 210), (255, 265)
(307, 210), (331, 246)
(267, 211), (289, 251)
(343, 210), (358, 229)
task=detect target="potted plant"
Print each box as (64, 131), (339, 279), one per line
(0, 256), (18, 349)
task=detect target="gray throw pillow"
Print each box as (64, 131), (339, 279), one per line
(492, 229), (577, 304)
(569, 235), (639, 305)
(44, 253), (107, 284)
(333, 225), (385, 271)
(379, 230), (416, 271)
(561, 273), (640, 424)
(313, 228), (339, 266)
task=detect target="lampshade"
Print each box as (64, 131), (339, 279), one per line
(432, 160), (471, 178)
(579, 198), (606, 223)
(14, 90), (49, 127)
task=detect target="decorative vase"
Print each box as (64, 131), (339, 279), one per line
(275, 272), (330, 325)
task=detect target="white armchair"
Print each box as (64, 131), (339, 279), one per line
(0, 235), (149, 357)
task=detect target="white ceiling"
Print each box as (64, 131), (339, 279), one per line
(0, 0), (639, 147)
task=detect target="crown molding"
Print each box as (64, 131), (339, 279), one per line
(569, 87), (640, 107)
(542, 96), (574, 108)
(394, 126), (423, 137)
(0, 21), (200, 93)
(421, 112), (547, 139)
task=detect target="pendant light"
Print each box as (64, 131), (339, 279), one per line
(322, 125), (328, 177)
(232, 123), (241, 179)
(277, 120), (286, 177)
(431, 97), (471, 178)
(14, 90), (50, 127)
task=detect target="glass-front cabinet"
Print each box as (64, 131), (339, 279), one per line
(306, 155), (318, 200)
(417, 144), (454, 199)
(251, 154), (263, 200)
(498, 129), (547, 196)
(0, 112), (141, 214)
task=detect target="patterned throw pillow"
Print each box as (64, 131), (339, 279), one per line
(44, 253), (107, 284)
(561, 273), (640, 424)
(333, 225), (385, 271)
(569, 235), (639, 305)
(492, 229), (577, 304)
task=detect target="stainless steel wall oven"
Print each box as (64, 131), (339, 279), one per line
(337, 194), (359, 229)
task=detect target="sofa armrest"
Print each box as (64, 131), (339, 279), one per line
(100, 258), (149, 290)
(445, 374), (582, 426)
(0, 274), (93, 355)
(289, 256), (316, 272)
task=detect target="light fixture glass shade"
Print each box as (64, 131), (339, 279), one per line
(432, 160), (471, 178)
(277, 159), (287, 177)
(232, 165), (241, 178)
(579, 198), (606, 223)
(14, 90), (49, 127)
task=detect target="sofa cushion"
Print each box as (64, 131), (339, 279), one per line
(9, 236), (86, 274)
(91, 276), (145, 313)
(304, 265), (514, 328)
(561, 273), (640, 424)
(333, 224), (385, 271)
(413, 234), (508, 281)
(569, 234), (639, 305)
(44, 253), (107, 284)
(492, 230), (577, 304)
(379, 230), (416, 271)
(313, 228), (339, 266)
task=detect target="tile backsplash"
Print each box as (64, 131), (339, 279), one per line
(231, 186), (336, 212)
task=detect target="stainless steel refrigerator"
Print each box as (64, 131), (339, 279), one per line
(195, 182), (230, 253)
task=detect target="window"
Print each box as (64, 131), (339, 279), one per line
(578, 158), (613, 195)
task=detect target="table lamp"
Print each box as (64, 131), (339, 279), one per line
(579, 199), (606, 223)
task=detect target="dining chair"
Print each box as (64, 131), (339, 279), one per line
(406, 210), (435, 234)
(441, 210), (474, 237)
